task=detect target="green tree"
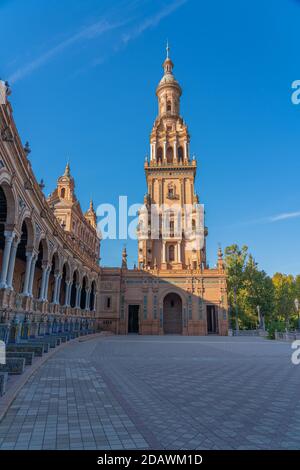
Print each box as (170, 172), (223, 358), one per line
(224, 245), (275, 330)
(224, 245), (248, 329)
(272, 273), (295, 328)
(242, 255), (274, 327)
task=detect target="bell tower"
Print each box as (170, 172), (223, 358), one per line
(138, 45), (207, 271)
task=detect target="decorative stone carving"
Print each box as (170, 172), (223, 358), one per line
(0, 126), (13, 142)
(18, 196), (26, 213)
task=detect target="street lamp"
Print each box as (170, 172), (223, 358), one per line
(256, 305), (261, 329)
(294, 298), (300, 330)
(233, 286), (239, 332)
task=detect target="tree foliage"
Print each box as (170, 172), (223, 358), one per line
(224, 244), (298, 331)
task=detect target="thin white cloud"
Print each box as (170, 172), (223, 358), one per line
(8, 17), (128, 84)
(8, 0), (189, 83)
(269, 211), (300, 222)
(121, 0), (188, 45)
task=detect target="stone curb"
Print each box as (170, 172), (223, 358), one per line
(0, 333), (104, 423)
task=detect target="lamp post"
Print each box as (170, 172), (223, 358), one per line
(233, 286), (239, 332)
(295, 298), (300, 330)
(256, 305), (261, 329)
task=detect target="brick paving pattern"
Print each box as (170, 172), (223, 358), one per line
(0, 336), (299, 450)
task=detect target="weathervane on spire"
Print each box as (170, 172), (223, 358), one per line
(166, 39), (170, 58)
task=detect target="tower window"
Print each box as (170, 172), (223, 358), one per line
(169, 245), (175, 262)
(178, 147), (184, 163)
(157, 147), (163, 163)
(106, 296), (111, 309)
(61, 188), (66, 198)
(170, 220), (174, 235)
(167, 100), (172, 112)
(166, 147), (173, 164)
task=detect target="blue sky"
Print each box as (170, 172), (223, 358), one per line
(0, 0), (299, 275)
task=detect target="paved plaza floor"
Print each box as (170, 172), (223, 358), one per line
(0, 335), (299, 450)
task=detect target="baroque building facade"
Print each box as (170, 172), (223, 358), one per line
(0, 82), (100, 343)
(98, 50), (228, 336)
(0, 49), (228, 341)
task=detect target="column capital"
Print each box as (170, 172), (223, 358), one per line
(3, 230), (15, 241)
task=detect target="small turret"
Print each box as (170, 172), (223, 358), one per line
(217, 246), (225, 271)
(122, 246), (128, 269)
(85, 199), (97, 229)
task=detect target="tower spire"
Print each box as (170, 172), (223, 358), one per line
(166, 39), (170, 58)
(64, 161), (70, 177)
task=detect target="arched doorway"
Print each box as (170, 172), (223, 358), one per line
(163, 293), (182, 334)
(80, 276), (88, 309)
(70, 270), (79, 308)
(90, 280), (96, 311)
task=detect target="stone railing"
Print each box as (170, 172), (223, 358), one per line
(230, 329), (268, 337)
(275, 331), (300, 341)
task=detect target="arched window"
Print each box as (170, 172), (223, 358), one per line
(168, 186), (174, 198)
(166, 147), (173, 164)
(170, 220), (174, 236)
(61, 188), (66, 198)
(167, 100), (172, 113)
(178, 146), (184, 163)
(157, 147), (163, 164)
(169, 245), (175, 262)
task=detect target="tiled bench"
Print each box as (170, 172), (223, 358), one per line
(6, 351), (35, 366)
(7, 344), (45, 357)
(0, 357), (26, 375)
(0, 372), (8, 396)
(31, 337), (61, 348)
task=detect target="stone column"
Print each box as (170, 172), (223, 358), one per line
(56, 275), (62, 305)
(39, 263), (48, 301)
(43, 266), (51, 301)
(52, 272), (60, 304)
(163, 141), (167, 163)
(28, 254), (37, 297)
(173, 140), (177, 162)
(0, 231), (14, 288)
(67, 282), (73, 306)
(75, 284), (81, 308)
(85, 289), (91, 310)
(64, 281), (72, 307)
(184, 140), (188, 161)
(22, 251), (34, 296)
(162, 241), (166, 264)
(6, 236), (19, 289)
(177, 242), (182, 263)
(153, 141), (156, 162)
